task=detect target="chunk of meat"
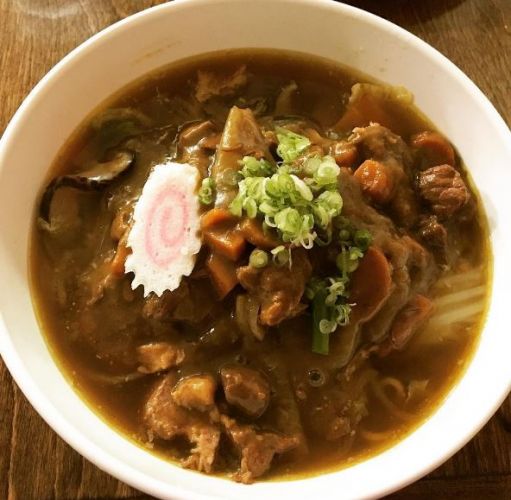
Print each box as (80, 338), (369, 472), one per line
(416, 215), (448, 259)
(350, 246), (393, 323)
(410, 131), (455, 168)
(171, 374), (217, 411)
(142, 282), (189, 321)
(417, 164), (471, 219)
(304, 386), (367, 442)
(220, 415), (299, 483)
(211, 106), (273, 207)
(144, 374), (220, 473)
(349, 123), (412, 170)
(237, 249), (312, 326)
(220, 365), (270, 418)
(195, 65), (248, 103)
(353, 159), (394, 204)
(349, 124), (419, 227)
(379, 294), (434, 355)
(137, 342), (185, 373)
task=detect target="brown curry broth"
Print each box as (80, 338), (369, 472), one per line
(30, 50), (490, 479)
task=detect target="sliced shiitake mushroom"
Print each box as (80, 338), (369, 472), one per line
(39, 149), (135, 224)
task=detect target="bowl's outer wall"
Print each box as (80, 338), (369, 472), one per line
(0, 1), (510, 499)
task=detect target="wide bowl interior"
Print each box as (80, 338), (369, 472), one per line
(1, 1), (510, 499)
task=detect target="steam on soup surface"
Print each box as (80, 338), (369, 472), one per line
(31, 50), (490, 483)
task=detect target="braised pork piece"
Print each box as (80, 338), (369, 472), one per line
(31, 50), (489, 482)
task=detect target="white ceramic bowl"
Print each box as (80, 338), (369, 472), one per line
(1, 1), (511, 498)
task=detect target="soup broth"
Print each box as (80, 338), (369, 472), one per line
(30, 50), (490, 482)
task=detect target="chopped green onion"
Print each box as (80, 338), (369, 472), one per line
(227, 137), (352, 250)
(276, 127), (311, 163)
(312, 288), (330, 355)
(271, 245), (290, 267)
(304, 155), (340, 190)
(240, 156), (274, 178)
(198, 177), (215, 205)
(338, 228), (351, 242)
(249, 249), (269, 268)
(309, 276), (353, 355)
(313, 155), (340, 188)
(354, 229), (372, 252)
(336, 245), (364, 275)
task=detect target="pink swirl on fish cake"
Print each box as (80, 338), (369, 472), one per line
(144, 185), (189, 268)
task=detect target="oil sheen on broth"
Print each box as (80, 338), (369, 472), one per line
(30, 50), (490, 482)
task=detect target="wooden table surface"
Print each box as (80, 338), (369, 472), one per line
(1, 0), (511, 498)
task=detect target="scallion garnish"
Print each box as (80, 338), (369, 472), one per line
(198, 177), (215, 205)
(249, 248), (269, 268)
(240, 156), (274, 178)
(228, 129), (343, 250)
(308, 225), (373, 355)
(309, 277), (352, 355)
(276, 127), (311, 163)
(271, 245), (291, 267)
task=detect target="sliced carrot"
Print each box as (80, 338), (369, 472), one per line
(111, 236), (131, 277)
(410, 131), (455, 167)
(350, 246), (392, 323)
(201, 207), (238, 230)
(207, 252), (239, 299)
(203, 229), (246, 261)
(329, 141), (358, 169)
(239, 218), (280, 250)
(353, 159), (394, 204)
(201, 208), (245, 261)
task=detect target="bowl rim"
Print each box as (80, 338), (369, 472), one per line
(1, 0), (511, 499)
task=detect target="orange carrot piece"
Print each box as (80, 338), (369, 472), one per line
(350, 246), (392, 323)
(329, 141), (358, 169)
(200, 207), (237, 230)
(201, 208), (245, 261)
(410, 131), (455, 167)
(239, 218), (280, 250)
(354, 159), (394, 204)
(207, 252), (238, 298)
(203, 229), (246, 261)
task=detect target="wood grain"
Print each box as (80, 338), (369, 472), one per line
(1, 0), (510, 498)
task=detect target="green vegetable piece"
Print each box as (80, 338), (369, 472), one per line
(271, 245), (290, 267)
(276, 127), (311, 163)
(198, 177), (216, 205)
(240, 156), (274, 178)
(354, 228), (372, 252)
(312, 288), (330, 355)
(336, 246), (363, 275)
(338, 228), (351, 242)
(249, 249), (269, 269)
